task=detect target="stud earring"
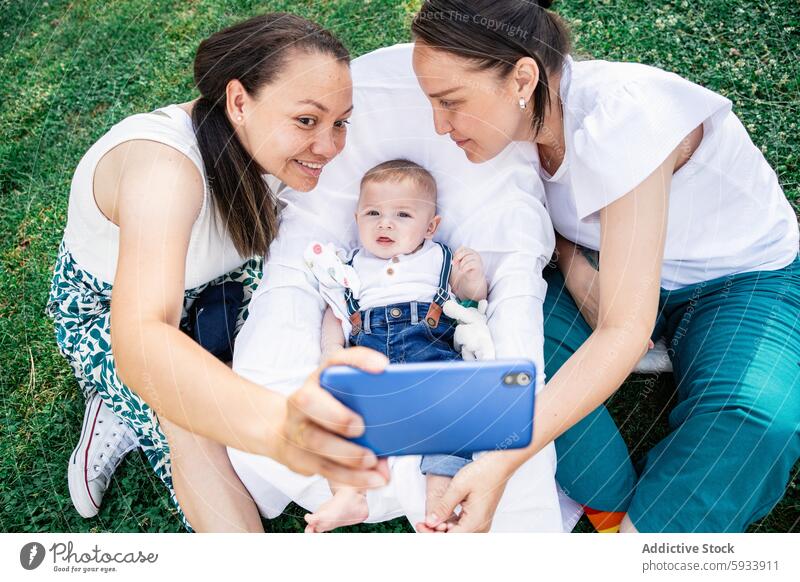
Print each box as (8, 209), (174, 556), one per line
(518, 98), (526, 110)
(237, 115), (243, 122)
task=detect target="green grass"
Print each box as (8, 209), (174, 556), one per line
(1, 0), (797, 533)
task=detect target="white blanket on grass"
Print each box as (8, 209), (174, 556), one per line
(227, 43), (580, 532)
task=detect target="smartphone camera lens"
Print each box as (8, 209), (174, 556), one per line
(503, 373), (531, 386)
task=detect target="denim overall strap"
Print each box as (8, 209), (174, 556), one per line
(423, 242), (453, 328)
(343, 249), (363, 333)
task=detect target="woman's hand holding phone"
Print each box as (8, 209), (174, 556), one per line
(274, 347), (391, 489)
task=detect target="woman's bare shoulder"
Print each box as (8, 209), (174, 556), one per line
(94, 139), (204, 226)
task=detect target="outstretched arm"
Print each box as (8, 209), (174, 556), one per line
(423, 138), (683, 533)
(496, 147), (675, 472)
(109, 141), (387, 488)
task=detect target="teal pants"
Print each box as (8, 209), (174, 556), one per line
(544, 255), (800, 532)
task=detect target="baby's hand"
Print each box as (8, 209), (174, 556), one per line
(450, 247), (488, 301)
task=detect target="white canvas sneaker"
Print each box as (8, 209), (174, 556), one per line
(68, 392), (138, 518)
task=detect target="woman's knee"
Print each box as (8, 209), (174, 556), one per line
(159, 417), (262, 532)
(722, 399), (797, 452)
(757, 408), (799, 459)
(160, 417), (223, 478)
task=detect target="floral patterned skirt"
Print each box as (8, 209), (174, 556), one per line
(46, 241), (262, 530)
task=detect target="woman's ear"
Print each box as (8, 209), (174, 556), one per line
(225, 79), (248, 126)
(512, 56), (539, 103)
(426, 215), (442, 238)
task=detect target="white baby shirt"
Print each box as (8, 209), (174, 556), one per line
(350, 239), (448, 312)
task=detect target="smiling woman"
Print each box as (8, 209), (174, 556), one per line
(190, 16), (353, 256)
(46, 12), (393, 533)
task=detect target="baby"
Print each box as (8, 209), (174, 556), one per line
(304, 159), (489, 533)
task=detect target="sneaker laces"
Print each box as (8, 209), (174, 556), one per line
(89, 416), (138, 486)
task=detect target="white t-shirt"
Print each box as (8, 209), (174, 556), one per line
(543, 57), (799, 290)
(350, 239), (449, 312)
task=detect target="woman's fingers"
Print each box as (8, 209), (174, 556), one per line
(425, 479), (466, 527)
(284, 445), (387, 489)
(447, 512), (490, 533)
(289, 385), (363, 438)
(373, 457), (391, 481)
(316, 458), (388, 489)
(297, 422), (379, 469)
(321, 345), (389, 375)
(276, 347), (395, 491)
(292, 347), (387, 438)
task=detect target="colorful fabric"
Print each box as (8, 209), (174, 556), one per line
(583, 506), (626, 533)
(46, 241), (262, 530)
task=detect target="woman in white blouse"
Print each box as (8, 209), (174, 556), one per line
(410, 0), (799, 533)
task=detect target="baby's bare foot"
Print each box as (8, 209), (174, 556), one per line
(422, 474), (459, 533)
(304, 489), (369, 533)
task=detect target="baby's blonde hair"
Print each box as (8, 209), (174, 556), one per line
(360, 159), (437, 203)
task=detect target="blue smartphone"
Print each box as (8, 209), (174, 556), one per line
(320, 359), (535, 457)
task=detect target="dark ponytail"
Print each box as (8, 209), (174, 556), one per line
(192, 13), (349, 257)
(412, 0), (570, 137)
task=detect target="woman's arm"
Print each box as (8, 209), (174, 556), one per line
(110, 141), (276, 450)
(423, 146), (677, 532)
(108, 141), (387, 487)
(499, 149), (675, 472)
(539, 162), (667, 429)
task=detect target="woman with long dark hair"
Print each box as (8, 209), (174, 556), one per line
(410, 0), (799, 533)
(47, 13), (389, 532)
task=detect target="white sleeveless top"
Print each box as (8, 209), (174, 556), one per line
(351, 239), (449, 311)
(543, 57), (799, 290)
(63, 104), (259, 289)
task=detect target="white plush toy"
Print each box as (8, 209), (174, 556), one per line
(442, 299), (496, 361)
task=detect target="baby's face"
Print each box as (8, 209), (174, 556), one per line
(356, 178), (440, 259)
